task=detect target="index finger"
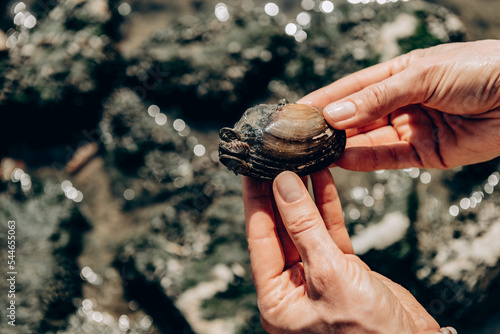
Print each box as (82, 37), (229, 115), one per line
(310, 169), (354, 254)
(242, 176), (285, 290)
(297, 52), (414, 108)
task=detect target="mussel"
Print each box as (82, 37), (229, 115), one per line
(218, 101), (346, 180)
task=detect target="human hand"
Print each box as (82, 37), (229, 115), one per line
(242, 169), (440, 333)
(298, 40), (500, 171)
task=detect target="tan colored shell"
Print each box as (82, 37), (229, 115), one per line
(219, 102), (346, 179)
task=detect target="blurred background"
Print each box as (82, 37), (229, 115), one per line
(0, 0), (500, 333)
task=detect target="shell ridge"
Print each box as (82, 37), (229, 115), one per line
(219, 103), (346, 179)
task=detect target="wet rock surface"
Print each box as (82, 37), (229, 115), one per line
(0, 168), (90, 333)
(0, 0), (499, 333)
(124, 11), (294, 124)
(124, 0), (464, 125)
(412, 161), (500, 330)
(0, 0), (121, 159)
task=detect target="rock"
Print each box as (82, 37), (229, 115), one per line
(125, 9), (294, 124)
(281, 0), (465, 99)
(0, 0), (121, 157)
(346, 159), (500, 331)
(124, 0), (464, 126)
(99, 88), (185, 169)
(99, 88), (227, 207)
(0, 29), (6, 51)
(114, 194), (254, 334)
(0, 169), (90, 333)
(99, 84), (250, 334)
(3, 1), (498, 333)
(411, 160), (500, 329)
(351, 211), (410, 255)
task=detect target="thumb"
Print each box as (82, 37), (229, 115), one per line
(273, 172), (343, 269)
(323, 70), (422, 130)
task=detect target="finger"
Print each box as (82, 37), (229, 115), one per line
(297, 53), (415, 108)
(272, 172), (343, 269)
(335, 143), (422, 171)
(345, 116), (390, 138)
(336, 123), (422, 170)
(322, 68), (426, 130)
(242, 176), (284, 289)
(347, 125), (403, 147)
(269, 176), (309, 268)
(272, 196), (301, 268)
(341, 105), (450, 169)
(310, 169), (354, 254)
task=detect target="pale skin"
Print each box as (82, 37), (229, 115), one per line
(243, 171), (439, 334)
(243, 40), (500, 333)
(299, 39), (500, 171)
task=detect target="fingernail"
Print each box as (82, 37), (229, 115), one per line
(275, 172), (304, 203)
(324, 101), (356, 122)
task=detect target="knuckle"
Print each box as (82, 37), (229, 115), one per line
(406, 48), (426, 62)
(285, 209), (319, 236)
(364, 83), (388, 118)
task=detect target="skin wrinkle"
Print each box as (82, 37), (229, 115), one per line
(284, 207), (322, 237)
(429, 55), (497, 112)
(358, 83), (387, 121)
(457, 118), (500, 159)
(431, 112), (451, 168)
(265, 267), (305, 311)
(417, 111), (447, 168)
(393, 105), (442, 168)
(387, 145), (401, 168)
(369, 146), (381, 170)
(420, 61), (447, 106)
(306, 250), (341, 299)
(333, 265), (404, 333)
(439, 113), (463, 157)
(438, 112), (467, 166)
(407, 142), (424, 168)
(483, 67), (500, 107)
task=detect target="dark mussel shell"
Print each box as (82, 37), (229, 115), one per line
(218, 102), (346, 180)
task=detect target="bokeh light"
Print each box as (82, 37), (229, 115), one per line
(301, 0), (315, 10)
(285, 22), (298, 35)
(296, 12), (311, 26)
(264, 2), (279, 16)
(118, 2), (132, 16)
(148, 105), (160, 117)
(320, 1), (334, 13)
(215, 3), (230, 22)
